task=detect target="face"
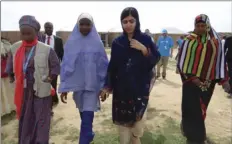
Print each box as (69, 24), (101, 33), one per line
(122, 15), (136, 34)
(195, 22), (207, 35)
(20, 25), (36, 42)
(162, 33), (167, 37)
(79, 18), (92, 36)
(44, 23), (53, 36)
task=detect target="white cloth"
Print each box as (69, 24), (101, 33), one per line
(77, 13), (93, 24)
(1, 77), (15, 116)
(221, 39), (225, 49)
(1, 39), (11, 55)
(45, 35), (55, 49)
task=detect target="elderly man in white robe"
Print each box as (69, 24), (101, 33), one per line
(1, 37), (15, 116)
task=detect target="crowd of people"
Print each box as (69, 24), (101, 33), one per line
(1, 6), (232, 144)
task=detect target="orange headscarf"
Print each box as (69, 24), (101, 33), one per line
(14, 39), (38, 119)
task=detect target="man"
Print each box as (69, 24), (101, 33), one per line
(175, 35), (184, 74)
(145, 29), (157, 89)
(44, 22), (64, 107)
(225, 35), (232, 97)
(156, 29), (174, 79)
(145, 29), (155, 42)
(1, 37), (15, 116)
(36, 20), (46, 42)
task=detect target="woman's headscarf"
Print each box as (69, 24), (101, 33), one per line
(62, 13), (102, 61)
(19, 15), (45, 42)
(19, 15), (40, 32)
(58, 13), (108, 92)
(178, 14), (226, 80)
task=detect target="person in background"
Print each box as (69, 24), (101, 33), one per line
(36, 21), (46, 42)
(59, 13), (108, 144)
(177, 14), (230, 144)
(156, 29), (174, 79)
(145, 29), (157, 90)
(176, 35), (184, 51)
(175, 35), (184, 74)
(100, 7), (160, 144)
(7, 15), (60, 144)
(1, 37), (15, 116)
(44, 22), (64, 109)
(145, 29), (154, 42)
(225, 35), (232, 97)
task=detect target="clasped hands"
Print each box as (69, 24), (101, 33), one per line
(192, 78), (231, 93)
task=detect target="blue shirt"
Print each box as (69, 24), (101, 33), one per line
(157, 36), (174, 56)
(177, 38), (184, 49)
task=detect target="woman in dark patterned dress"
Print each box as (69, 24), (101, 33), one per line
(100, 7), (160, 144)
(177, 14), (230, 144)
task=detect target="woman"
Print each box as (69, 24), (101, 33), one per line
(225, 35), (232, 97)
(100, 7), (160, 144)
(1, 37), (15, 116)
(6, 15), (60, 144)
(59, 13), (108, 144)
(178, 14), (230, 144)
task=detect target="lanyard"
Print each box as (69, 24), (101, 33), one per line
(23, 46), (36, 74)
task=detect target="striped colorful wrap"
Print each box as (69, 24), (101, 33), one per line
(178, 14), (228, 80)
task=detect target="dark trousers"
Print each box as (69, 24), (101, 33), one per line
(79, 111), (95, 144)
(181, 75), (216, 143)
(51, 76), (59, 105)
(228, 62), (232, 87)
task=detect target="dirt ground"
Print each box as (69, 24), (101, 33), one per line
(1, 53), (232, 144)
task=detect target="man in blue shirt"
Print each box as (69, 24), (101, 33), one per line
(156, 29), (174, 79)
(176, 36), (184, 50)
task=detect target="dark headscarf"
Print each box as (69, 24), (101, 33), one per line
(120, 7), (141, 35)
(194, 14), (212, 33)
(19, 15), (40, 32)
(19, 15), (45, 42)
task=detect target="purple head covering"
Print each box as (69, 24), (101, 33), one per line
(19, 15), (40, 31)
(58, 13), (108, 93)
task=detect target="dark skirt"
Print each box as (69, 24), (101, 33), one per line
(228, 62), (232, 87)
(181, 76), (216, 143)
(18, 83), (52, 144)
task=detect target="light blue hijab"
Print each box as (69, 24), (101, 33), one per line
(58, 13), (108, 93)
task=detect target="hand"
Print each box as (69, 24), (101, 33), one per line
(42, 76), (52, 83)
(9, 76), (15, 83)
(99, 88), (110, 102)
(192, 78), (203, 87)
(222, 81), (231, 93)
(60, 92), (68, 104)
(130, 39), (146, 51)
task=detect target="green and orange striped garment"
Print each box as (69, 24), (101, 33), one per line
(178, 15), (227, 80)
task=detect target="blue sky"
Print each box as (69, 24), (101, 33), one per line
(1, 1), (232, 33)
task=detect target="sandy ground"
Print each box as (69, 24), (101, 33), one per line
(1, 54), (232, 144)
